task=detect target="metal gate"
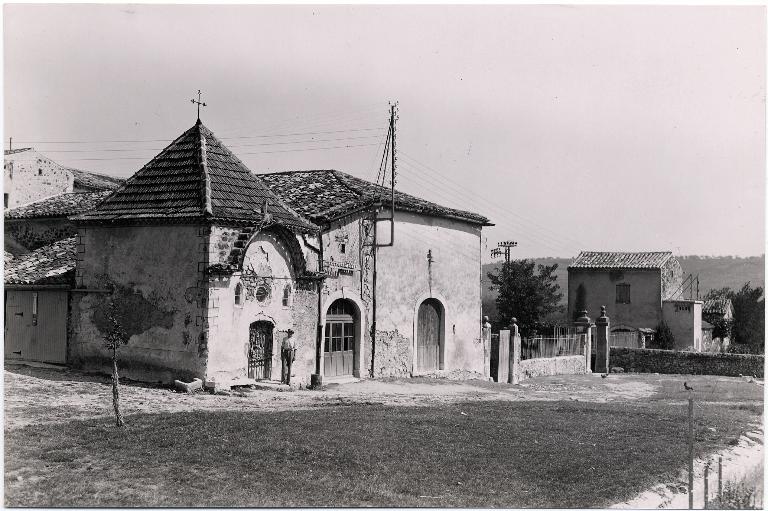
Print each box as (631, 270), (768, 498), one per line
(248, 321), (273, 380)
(4, 289), (68, 364)
(417, 298), (442, 372)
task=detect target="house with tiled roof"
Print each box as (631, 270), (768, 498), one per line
(3, 147), (122, 210)
(260, 169), (492, 380)
(4, 191), (111, 255)
(4, 237), (78, 364)
(567, 251), (704, 350)
(59, 119), (492, 387)
(69, 120), (321, 384)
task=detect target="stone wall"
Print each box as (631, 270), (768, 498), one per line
(610, 347), (764, 377)
(519, 355), (586, 380)
(5, 218), (76, 251)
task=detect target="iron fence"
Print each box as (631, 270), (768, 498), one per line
(610, 330), (644, 349)
(521, 334), (586, 360)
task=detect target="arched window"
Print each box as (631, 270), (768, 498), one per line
(282, 284), (292, 307)
(235, 283), (243, 306)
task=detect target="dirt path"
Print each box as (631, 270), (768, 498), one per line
(3, 364), (660, 430)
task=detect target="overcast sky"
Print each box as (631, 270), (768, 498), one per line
(4, 5), (765, 260)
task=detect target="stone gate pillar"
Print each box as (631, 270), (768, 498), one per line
(575, 309), (592, 373)
(482, 316), (492, 379)
(509, 318), (521, 384)
(594, 306), (610, 373)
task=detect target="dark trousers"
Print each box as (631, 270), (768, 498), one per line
(281, 348), (294, 384)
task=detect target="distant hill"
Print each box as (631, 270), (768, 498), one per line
(482, 255), (765, 325)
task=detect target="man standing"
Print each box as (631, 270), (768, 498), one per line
(281, 329), (297, 385)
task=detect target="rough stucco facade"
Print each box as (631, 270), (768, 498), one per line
(205, 226), (321, 387)
(4, 149), (74, 209)
(661, 300), (703, 350)
(375, 211), (484, 376)
(70, 224), (207, 383)
(568, 269), (666, 329)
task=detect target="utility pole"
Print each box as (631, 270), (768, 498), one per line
(491, 241), (518, 263)
(8, 137), (12, 151)
(389, 102), (397, 214)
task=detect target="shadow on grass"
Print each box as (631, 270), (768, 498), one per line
(5, 398), (761, 508)
(4, 363), (171, 390)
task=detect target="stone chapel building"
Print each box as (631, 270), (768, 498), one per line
(68, 120), (492, 387)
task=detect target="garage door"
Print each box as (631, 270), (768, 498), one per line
(4, 289), (68, 364)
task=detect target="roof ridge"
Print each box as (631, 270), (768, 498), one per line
(198, 124), (213, 217)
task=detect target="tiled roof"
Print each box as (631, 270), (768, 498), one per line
(258, 169), (492, 226)
(569, 251), (674, 269)
(73, 121), (317, 232)
(703, 297), (732, 315)
(4, 148), (31, 156)
(5, 191), (111, 220)
(69, 168), (123, 191)
(4, 237), (76, 285)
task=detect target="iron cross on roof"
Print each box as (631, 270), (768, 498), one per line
(190, 90), (207, 121)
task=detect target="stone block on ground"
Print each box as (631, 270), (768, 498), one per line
(174, 377), (203, 393)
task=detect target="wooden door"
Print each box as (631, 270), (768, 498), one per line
(417, 299), (442, 372)
(323, 299), (356, 377)
(248, 321), (273, 380)
(4, 290), (67, 364)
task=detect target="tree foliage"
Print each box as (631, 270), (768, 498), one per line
(703, 283), (764, 354)
(487, 259), (564, 337)
(649, 320), (676, 350)
(100, 297), (131, 427)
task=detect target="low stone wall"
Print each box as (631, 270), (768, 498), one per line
(519, 355), (586, 380)
(610, 347), (764, 377)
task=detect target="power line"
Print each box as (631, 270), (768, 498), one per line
(397, 151), (586, 252)
(395, 163), (579, 255)
(33, 133), (385, 154)
(54, 142), (382, 162)
(14, 126), (386, 145)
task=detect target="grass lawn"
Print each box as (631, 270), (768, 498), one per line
(4, 388), (762, 508)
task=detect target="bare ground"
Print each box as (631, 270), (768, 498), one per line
(3, 363), (665, 430)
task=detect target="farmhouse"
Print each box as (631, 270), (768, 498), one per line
(58, 120), (491, 387)
(4, 147), (121, 210)
(567, 251), (704, 350)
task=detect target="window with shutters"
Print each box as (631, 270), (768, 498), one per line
(616, 283), (631, 304)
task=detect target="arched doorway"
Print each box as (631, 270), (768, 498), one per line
(248, 321), (274, 380)
(417, 298), (444, 372)
(324, 299), (357, 377)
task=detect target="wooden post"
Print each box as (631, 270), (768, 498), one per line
(717, 456), (723, 502)
(704, 462), (709, 509)
(688, 391), (694, 509)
